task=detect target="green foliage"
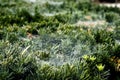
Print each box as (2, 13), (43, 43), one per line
(0, 0), (120, 79)
(54, 14), (70, 23)
(92, 29), (115, 44)
(35, 51), (50, 60)
(75, 2), (92, 11)
(35, 20), (59, 32)
(0, 41), (110, 80)
(0, 25), (26, 42)
(115, 26), (120, 40)
(0, 43), (37, 80)
(105, 12), (120, 23)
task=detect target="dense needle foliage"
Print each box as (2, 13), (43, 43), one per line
(0, 0), (120, 80)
